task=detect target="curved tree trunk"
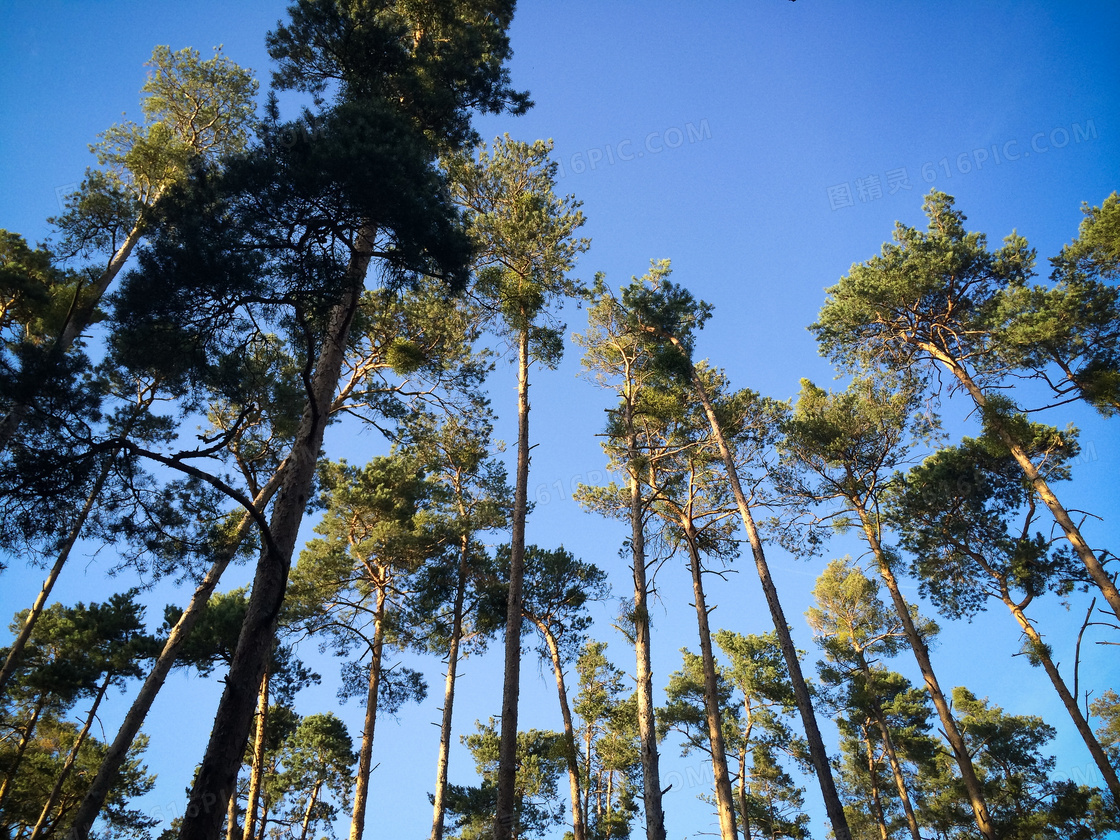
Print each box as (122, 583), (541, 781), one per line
(177, 224), (376, 840)
(495, 327), (531, 840)
(852, 501), (995, 840)
(681, 526), (738, 840)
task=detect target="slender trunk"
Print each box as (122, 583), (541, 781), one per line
(676, 354), (850, 840)
(738, 746), (749, 840)
(854, 653), (921, 840)
(495, 327), (531, 840)
(861, 726), (889, 840)
(852, 501), (995, 840)
(0, 447), (116, 697)
(681, 527), (738, 840)
(628, 415), (666, 840)
(349, 586), (387, 840)
(430, 535), (470, 840)
(532, 619), (586, 840)
(583, 726), (593, 836)
(177, 223), (375, 840)
(0, 697), (45, 809)
(255, 792), (270, 840)
(68, 467), (285, 840)
(241, 670), (271, 840)
(298, 780), (322, 840)
(1004, 595), (1120, 801)
(0, 211), (149, 454)
(224, 777), (239, 840)
(29, 672), (112, 840)
(930, 349), (1120, 620)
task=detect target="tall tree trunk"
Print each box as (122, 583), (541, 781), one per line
(532, 619), (586, 840)
(0, 442), (119, 697)
(675, 355), (851, 840)
(68, 466), (285, 840)
(1003, 594), (1120, 802)
(224, 778), (239, 840)
(241, 669), (271, 840)
(430, 536), (470, 840)
(852, 501), (995, 840)
(29, 672), (112, 840)
(0, 210), (151, 454)
(495, 327), (531, 840)
(349, 586), (387, 840)
(681, 526), (738, 840)
(628, 415), (667, 840)
(177, 224), (376, 840)
(738, 746), (749, 840)
(930, 349), (1120, 620)
(298, 780), (322, 840)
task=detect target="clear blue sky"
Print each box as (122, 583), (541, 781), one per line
(2, 2), (1118, 837)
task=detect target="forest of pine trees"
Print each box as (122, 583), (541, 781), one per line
(0, 3), (1117, 839)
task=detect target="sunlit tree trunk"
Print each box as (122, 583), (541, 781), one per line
(852, 500), (994, 840)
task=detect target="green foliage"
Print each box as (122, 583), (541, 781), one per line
(450, 136), (589, 366)
(1090, 689), (1120, 766)
(987, 192), (1120, 415)
(444, 720), (568, 840)
(887, 433), (1084, 619)
(812, 190), (1034, 379)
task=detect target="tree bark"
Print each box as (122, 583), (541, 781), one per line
(495, 327), (531, 840)
(681, 526), (738, 840)
(177, 223), (375, 840)
(1004, 595), (1120, 802)
(349, 586), (387, 840)
(430, 535), (470, 840)
(67, 466), (285, 840)
(851, 500), (995, 840)
(532, 618), (586, 840)
(241, 669), (270, 840)
(298, 780), (322, 840)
